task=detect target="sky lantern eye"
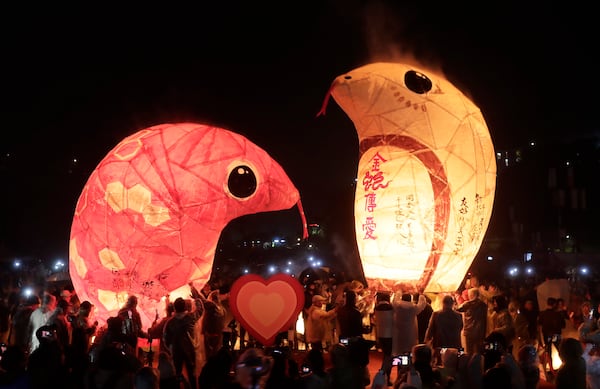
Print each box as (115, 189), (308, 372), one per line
(228, 165), (257, 198)
(405, 70), (432, 94)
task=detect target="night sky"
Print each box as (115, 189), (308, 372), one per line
(1, 2), (597, 261)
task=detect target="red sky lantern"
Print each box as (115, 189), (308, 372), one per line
(320, 62), (496, 293)
(69, 123), (307, 328)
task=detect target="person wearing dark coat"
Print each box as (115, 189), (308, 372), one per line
(416, 294), (433, 344)
(117, 295), (147, 350)
(336, 290), (364, 340)
(163, 297), (198, 389)
(425, 295), (463, 350)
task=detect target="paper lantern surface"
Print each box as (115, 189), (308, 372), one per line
(229, 274), (305, 347)
(322, 62), (496, 293)
(69, 123), (305, 328)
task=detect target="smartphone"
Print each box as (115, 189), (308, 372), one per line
(458, 347), (465, 356)
(301, 364), (311, 374)
(340, 338), (349, 345)
(41, 330), (53, 338)
(392, 354), (410, 366)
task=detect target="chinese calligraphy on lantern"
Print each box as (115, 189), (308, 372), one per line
(395, 194), (416, 248)
(361, 152), (390, 239)
(453, 194), (485, 255)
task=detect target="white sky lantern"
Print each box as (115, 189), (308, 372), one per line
(323, 62), (496, 293)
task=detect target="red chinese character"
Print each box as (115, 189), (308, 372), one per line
(362, 170), (390, 191)
(365, 193), (377, 212)
(362, 216), (377, 240)
(369, 152), (388, 171)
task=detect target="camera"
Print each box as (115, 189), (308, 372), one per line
(41, 330), (53, 338)
(392, 353), (411, 366)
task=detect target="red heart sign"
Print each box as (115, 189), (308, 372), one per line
(229, 274), (305, 347)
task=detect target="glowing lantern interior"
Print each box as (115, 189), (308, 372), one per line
(326, 62), (496, 293)
(69, 123), (304, 328)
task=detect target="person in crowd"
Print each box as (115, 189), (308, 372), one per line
(46, 298), (72, 355)
(349, 280), (371, 326)
(456, 287), (488, 355)
(117, 295), (148, 351)
(28, 292), (56, 353)
(147, 300), (175, 356)
(9, 294), (40, 353)
(70, 300), (98, 389)
(163, 297), (198, 389)
(573, 300), (594, 331)
(84, 337), (140, 389)
(0, 344), (30, 388)
(198, 346), (234, 389)
(538, 296), (566, 376)
(157, 350), (180, 389)
(436, 347), (461, 389)
(218, 285), (237, 351)
(298, 348), (327, 389)
(416, 294), (434, 345)
(556, 298), (570, 323)
(27, 324), (70, 389)
(222, 347), (273, 389)
(392, 293), (427, 358)
(456, 276), (477, 306)
(134, 366), (160, 389)
(395, 343), (441, 389)
(464, 347), (484, 389)
(336, 290), (364, 340)
(514, 299), (539, 353)
(59, 288), (74, 311)
(202, 292), (226, 359)
(374, 291), (394, 385)
(489, 294), (515, 347)
(555, 337), (586, 389)
(337, 295), (374, 389)
(264, 348), (297, 389)
(577, 314), (600, 389)
(424, 295), (463, 355)
(517, 344), (540, 389)
(325, 343), (365, 389)
(482, 331), (526, 389)
(304, 294), (337, 352)
(481, 364), (511, 389)
(189, 296), (207, 377)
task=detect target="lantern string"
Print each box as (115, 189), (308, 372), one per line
(296, 199), (309, 240)
(316, 81), (336, 117)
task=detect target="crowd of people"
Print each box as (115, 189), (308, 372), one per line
(0, 273), (599, 388)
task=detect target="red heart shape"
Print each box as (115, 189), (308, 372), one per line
(229, 274), (305, 347)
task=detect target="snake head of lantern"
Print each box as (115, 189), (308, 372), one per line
(320, 62), (496, 294)
(69, 123), (307, 329)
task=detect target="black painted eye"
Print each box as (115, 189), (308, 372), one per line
(404, 70), (432, 94)
(227, 165), (257, 199)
